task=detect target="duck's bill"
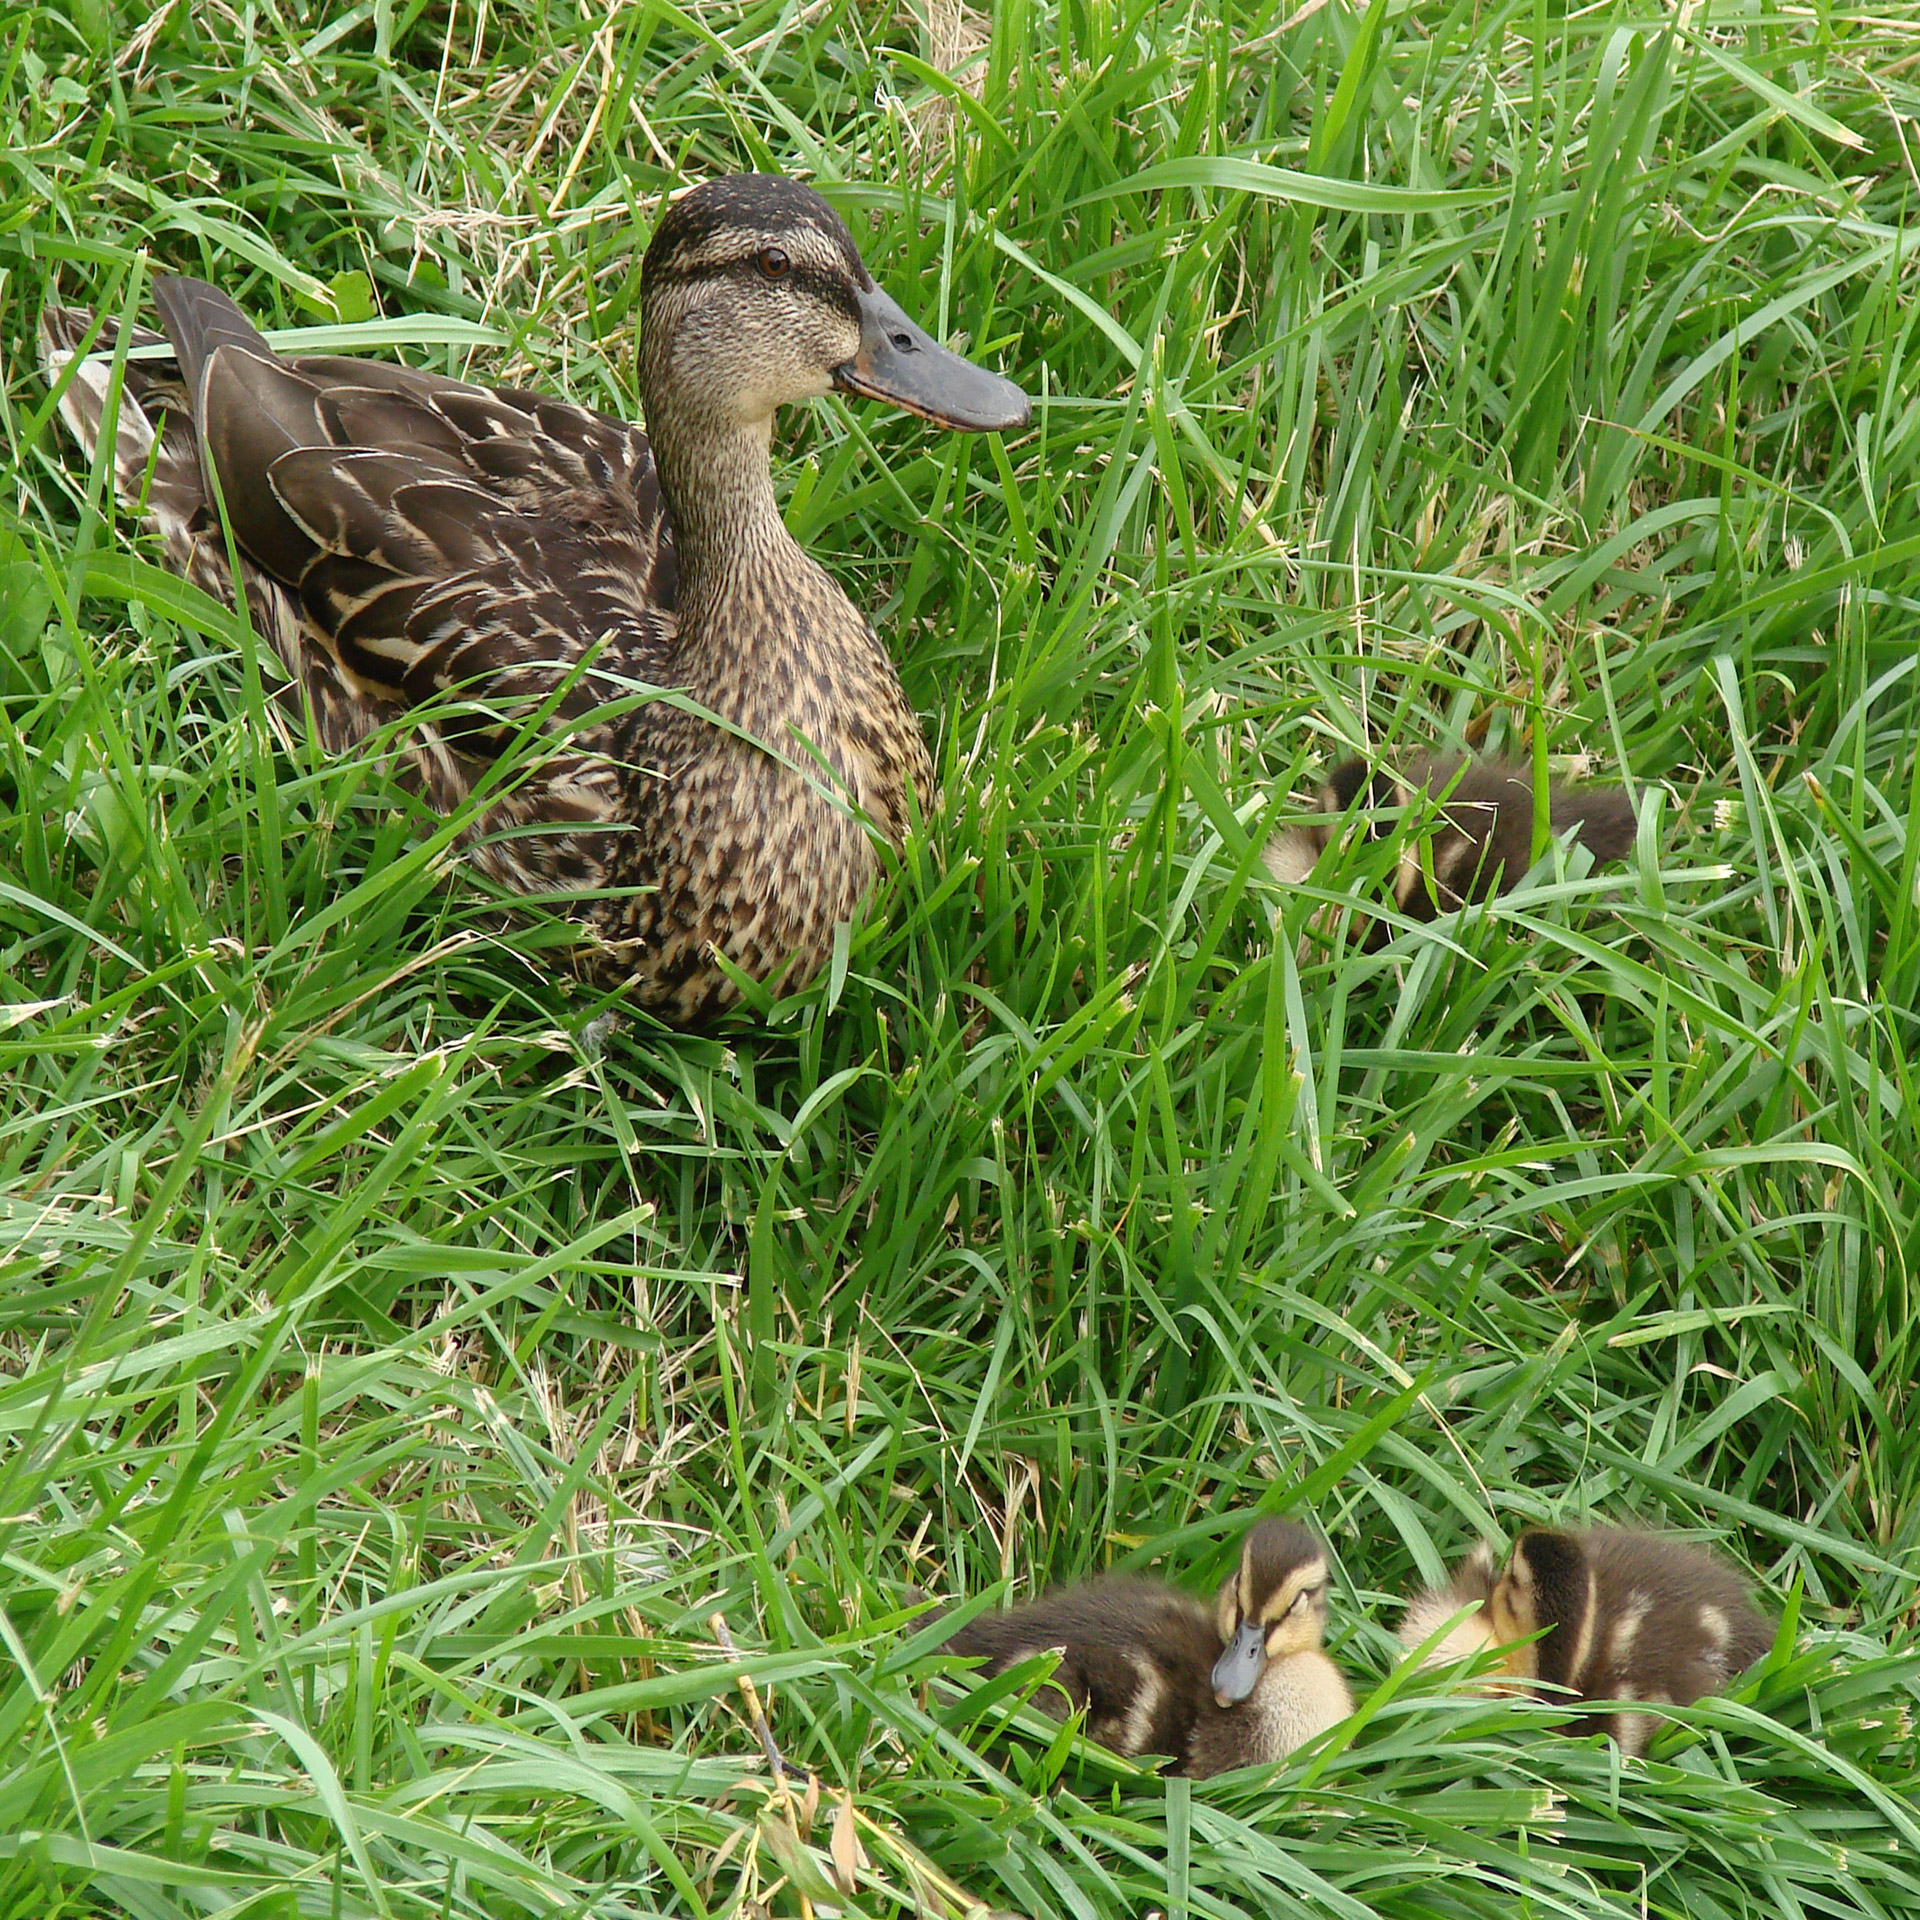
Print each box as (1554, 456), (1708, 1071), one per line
(1211, 1620), (1268, 1707)
(835, 285), (1030, 432)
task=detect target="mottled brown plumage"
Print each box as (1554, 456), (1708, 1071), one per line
(939, 1518), (1352, 1777)
(39, 174), (1028, 1024)
(941, 1574), (1224, 1763)
(1400, 1527), (1772, 1755)
(1264, 754), (1636, 946)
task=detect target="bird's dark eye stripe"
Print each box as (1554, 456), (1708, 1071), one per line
(737, 259), (860, 318)
(651, 253), (862, 321)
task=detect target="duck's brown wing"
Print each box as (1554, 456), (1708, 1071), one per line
(939, 1577), (1217, 1761)
(43, 279), (678, 800)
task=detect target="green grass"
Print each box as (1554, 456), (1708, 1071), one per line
(5, 0), (1920, 1913)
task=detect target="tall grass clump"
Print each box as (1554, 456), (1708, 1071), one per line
(3, 0), (1917, 1913)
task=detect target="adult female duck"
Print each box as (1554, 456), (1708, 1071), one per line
(41, 175), (1028, 1023)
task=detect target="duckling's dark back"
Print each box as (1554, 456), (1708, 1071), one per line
(1519, 1528), (1770, 1745)
(939, 1576), (1220, 1763)
(1267, 755), (1636, 944)
(1344, 756), (1636, 925)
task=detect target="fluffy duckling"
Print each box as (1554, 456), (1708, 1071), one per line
(938, 1572), (1221, 1764)
(1190, 1518), (1354, 1775)
(939, 1519), (1352, 1777)
(1264, 755), (1636, 946)
(1400, 1527), (1772, 1755)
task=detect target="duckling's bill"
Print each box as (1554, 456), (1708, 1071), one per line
(834, 284), (1030, 432)
(1211, 1618), (1268, 1706)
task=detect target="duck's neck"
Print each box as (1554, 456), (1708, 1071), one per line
(647, 400), (814, 679)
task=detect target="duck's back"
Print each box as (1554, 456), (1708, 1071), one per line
(1575, 1531), (1772, 1719)
(941, 1576), (1221, 1763)
(42, 293), (677, 765)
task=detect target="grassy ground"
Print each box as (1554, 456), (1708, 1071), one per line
(6, 0), (1920, 1913)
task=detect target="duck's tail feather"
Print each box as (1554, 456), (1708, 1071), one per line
(38, 307), (208, 540)
(150, 275), (277, 402)
(39, 297), (385, 755)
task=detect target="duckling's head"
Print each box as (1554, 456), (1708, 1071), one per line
(1210, 1520), (1333, 1708)
(1262, 760), (1410, 889)
(638, 174), (1028, 438)
(1490, 1529), (1594, 1688)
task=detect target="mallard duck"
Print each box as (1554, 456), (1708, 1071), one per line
(1400, 1526), (1772, 1755)
(1264, 754), (1636, 947)
(39, 174), (1029, 1024)
(939, 1518), (1352, 1777)
(1193, 1518), (1354, 1773)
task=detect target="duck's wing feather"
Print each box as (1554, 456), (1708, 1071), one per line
(39, 306), (226, 596)
(49, 277), (678, 785)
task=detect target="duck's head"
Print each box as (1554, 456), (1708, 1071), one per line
(1210, 1520), (1333, 1708)
(1485, 1529), (1592, 1685)
(638, 174), (1029, 435)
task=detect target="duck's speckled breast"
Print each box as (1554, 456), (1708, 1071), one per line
(594, 557), (933, 1022)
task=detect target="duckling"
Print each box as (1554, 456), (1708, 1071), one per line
(1189, 1518), (1354, 1776)
(938, 1572), (1222, 1764)
(939, 1519), (1352, 1777)
(1264, 755), (1636, 947)
(40, 175), (1029, 1025)
(1400, 1527), (1772, 1754)
(1397, 1539), (1506, 1671)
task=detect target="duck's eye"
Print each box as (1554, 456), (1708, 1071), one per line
(757, 246), (791, 280)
